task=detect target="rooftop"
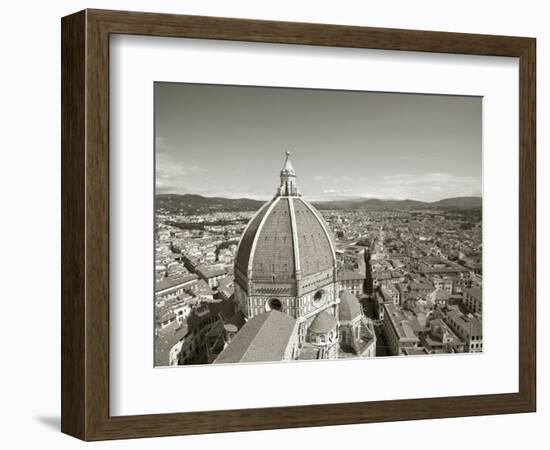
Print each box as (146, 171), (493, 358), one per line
(309, 310), (338, 334)
(464, 287), (482, 302)
(154, 322), (189, 366)
(339, 270), (365, 281)
(155, 274), (198, 292)
(338, 290), (362, 321)
(196, 265), (227, 279)
(447, 309), (482, 336)
(384, 303), (420, 343)
(214, 310), (297, 364)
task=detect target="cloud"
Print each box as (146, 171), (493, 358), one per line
(378, 172), (479, 189)
(313, 174), (361, 183)
(156, 164), (201, 181)
(308, 172), (481, 202)
(397, 151), (442, 161)
(360, 173), (481, 201)
(155, 142), (204, 193)
(155, 136), (173, 155)
(320, 187), (356, 196)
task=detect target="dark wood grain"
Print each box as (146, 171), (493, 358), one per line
(61, 10), (86, 438)
(61, 9), (537, 441)
(518, 38), (536, 410)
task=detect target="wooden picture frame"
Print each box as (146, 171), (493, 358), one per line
(61, 9), (536, 441)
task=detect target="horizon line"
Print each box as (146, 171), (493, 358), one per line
(155, 192), (482, 204)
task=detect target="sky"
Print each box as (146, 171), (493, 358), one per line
(155, 82), (482, 202)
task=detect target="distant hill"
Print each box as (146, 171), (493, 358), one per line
(156, 193), (481, 215)
(313, 198), (423, 210)
(314, 196), (482, 211)
(429, 197), (483, 208)
(156, 194), (264, 214)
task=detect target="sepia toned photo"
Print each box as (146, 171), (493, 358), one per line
(154, 82), (482, 367)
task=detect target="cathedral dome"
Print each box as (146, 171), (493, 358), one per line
(308, 310), (337, 334)
(235, 152), (336, 289)
(338, 290), (362, 321)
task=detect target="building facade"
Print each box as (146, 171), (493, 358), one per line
(446, 309), (483, 353)
(462, 287), (482, 315)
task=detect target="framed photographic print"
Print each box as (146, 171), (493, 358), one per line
(61, 9), (536, 441)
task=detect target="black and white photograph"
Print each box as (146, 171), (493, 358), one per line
(154, 82), (483, 367)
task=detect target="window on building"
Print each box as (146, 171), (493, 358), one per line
(313, 289), (325, 307)
(268, 298), (282, 311)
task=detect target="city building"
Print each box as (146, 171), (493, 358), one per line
(338, 290), (376, 358)
(374, 288), (393, 321)
(214, 310), (300, 363)
(382, 303), (420, 356)
(339, 270), (365, 298)
(217, 276), (235, 301)
(196, 265), (228, 289)
(175, 298), (242, 365)
(445, 308), (483, 353)
(421, 318), (464, 354)
(381, 284), (400, 306)
(462, 287), (482, 315)
(155, 274), (199, 304)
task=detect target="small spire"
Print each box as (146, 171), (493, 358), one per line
(277, 151), (299, 197)
(281, 151), (295, 175)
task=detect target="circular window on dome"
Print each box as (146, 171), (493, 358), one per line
(312, 290), (326, 307)
(266, 298), (282, 312)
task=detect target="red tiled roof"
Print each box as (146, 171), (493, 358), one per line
(235, 197), (335, 283)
